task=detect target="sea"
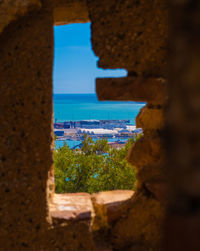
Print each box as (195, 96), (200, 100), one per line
(53, 94), (145, 149)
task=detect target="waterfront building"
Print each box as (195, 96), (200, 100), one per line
(54, 130), (64, 137)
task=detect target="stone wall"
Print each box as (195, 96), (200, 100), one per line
(87, 0), (168, 77)
(53, 0), (89, 25)
(0, 0), (187, 250)
(0, 0), (42, 34)
(89, 0), (168, 249)
(164, 0), (200, 250)
(0, 3), (53, 249)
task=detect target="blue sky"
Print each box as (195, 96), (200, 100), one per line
(53, 23), (127, 94)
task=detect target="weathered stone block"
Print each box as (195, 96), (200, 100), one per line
(136, 163), (165, 190)
(111, 193), (164, 250)
(127, 136), (164, 169)
(136, 106), (165, 132)
(0, 0), (41, 34)
(144, 180), (167, 202)
(91, 190), (134, 230)
(53, 0), (89, 25)
(0, 7), (53, 250)
(96, 77), (167, 105)
(45, 222), (97, 251)
(88, 0), (168, 77)
(50, 193), (94, 225)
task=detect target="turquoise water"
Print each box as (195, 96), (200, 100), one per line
(53, 94), (145, 148)
(56, 138), (129, 149)
(55, 140), (81, 149)
(54, 94), (145, 124)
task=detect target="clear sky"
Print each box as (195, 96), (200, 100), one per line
(53, 23), (127, 94)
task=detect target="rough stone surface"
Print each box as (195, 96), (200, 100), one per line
(45, 222), (97, 251)
(92, 190), (134, 230)
(164, 0), (200, 250)
(87, 0), (168, 77)
(127, 136), (163, 169)
(50, 193), (94, 225)
(0, 0), (41, 34)
(48, 161), (55, 201)
(0, 0), (170, 250)
(96, 77), (167, 105)
(0, 5), (53, 250)
(111, 193), (164, 251)
(144, 180), (167, 202)
(136, 106), (165, 133)
(136, 163), (165, 190)
(95, 63), (167, 250)
(53, 0), (89, 25)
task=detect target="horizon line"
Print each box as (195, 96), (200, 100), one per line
(53, 93), (96, 95)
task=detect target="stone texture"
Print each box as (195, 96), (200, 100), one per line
(96, 77), (167, 105)
(92, 190), (134, 230)
(0, 5), (53, 250)
(144, 180), (167, 202)
(45, 222), (97, 251)
(127, 244), (151, 251)
(164, 0), (200, 250)
(127, 136), (163, 169)
(136, 106), (165, 133)
(111, 192), (164, 251)
(53, 0), (89, 25)
(0, 0), (170, 250)
(136, 163), (165, 190)
(87, 0), (168, 77)
(48, 162), (55, 201)
(50, 193), (94, 225)
(0, 0), (41, 34)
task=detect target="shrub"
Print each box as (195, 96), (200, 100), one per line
(54, 135), (136, 193)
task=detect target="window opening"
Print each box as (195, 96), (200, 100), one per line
(53, 23), (145, 194)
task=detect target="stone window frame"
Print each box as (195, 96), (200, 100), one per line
(49, 2), (136, 229)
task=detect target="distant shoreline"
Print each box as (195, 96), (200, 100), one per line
(53, 93), (95, 95)
(54, 119), (142, 149)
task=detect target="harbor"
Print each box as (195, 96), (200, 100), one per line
(54, 119), (142, 149)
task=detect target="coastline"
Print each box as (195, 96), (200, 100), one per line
(54, 119), (142, 149)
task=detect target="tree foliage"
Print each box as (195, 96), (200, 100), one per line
(54, 135), (137, 193)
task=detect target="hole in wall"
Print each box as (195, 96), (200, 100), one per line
(53, 23), (127, 94)
(52, 23), (145, 194)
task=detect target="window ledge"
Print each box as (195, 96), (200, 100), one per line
(49, 190), (134, 228)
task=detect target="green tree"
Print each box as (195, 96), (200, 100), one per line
(54, 136), (137, 193)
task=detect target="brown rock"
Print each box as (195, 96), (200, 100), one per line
(49, 193), (94, 225)
(96, 77), (167, 105)
(0, 0), (41, 34)
(128, 244), (151, 251)
(53, 0), (89, 25)
(111, 193), (164, 250)
(92, 190), (134, 230)
(136, 163), (165, 190)
(127, 135), (164, 169)
(145, 180), (167, 202)
(45, 221), (97, 251)
(88, 0), (168, 76)
(136, 106), (165, 133)
(0, 6), (53, 250)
